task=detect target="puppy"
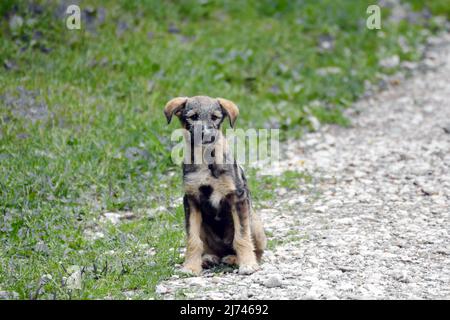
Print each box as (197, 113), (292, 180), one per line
(164, 96), (267, 275)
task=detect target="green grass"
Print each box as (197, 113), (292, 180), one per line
(0, 0), (448, 299)
(405, 0), (450, 18)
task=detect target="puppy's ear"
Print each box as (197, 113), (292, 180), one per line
(164, 97), (188, 124)
(217, 98), (239, 128)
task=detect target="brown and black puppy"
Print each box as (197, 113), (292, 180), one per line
(164, 96), (267, 275)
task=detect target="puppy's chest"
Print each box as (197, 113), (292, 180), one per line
(183, 166), (236, 208)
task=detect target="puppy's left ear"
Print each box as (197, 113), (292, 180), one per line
(164, 97), (188, 124)
(217, 98), (239, 128)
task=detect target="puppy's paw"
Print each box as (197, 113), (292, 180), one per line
(180, 263), (202, 276)
(221, 255), (238, 265)
(238, 263), (260, 275)
(202, 254), (220, 268)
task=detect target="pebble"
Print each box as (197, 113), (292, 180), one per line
(443, 124), (450, 134)
(379, 55), (400, 69)
(392, 270), (411, 283)
(66, 266), (82, 290)
(155, 284), (169, 295)
(263, 275), (283, 288)
(0, 291), (19, 300)
(102, 212), (121, 224)
(314, 206), (328, 213)
(421, 186), (438, 196)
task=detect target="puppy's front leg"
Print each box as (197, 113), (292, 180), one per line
(231, 199), (259, 275)
(182, 196), (204, 275)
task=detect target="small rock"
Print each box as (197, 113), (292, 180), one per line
(120, 211), (136, 220)
(92, 231), (104, 240)
(34, 241), (49, 254)
(336, 217), (353, 225)
(103, 212), (121, 224)
(318, 34), (335, 51)
(421, 186), (438, 196)
(40, 274), (53, 284)
(338, 266), (357, 272)
(392, 270), (411, 283)
(189, 277), (206, 286)
(379, 55), (400, 69)
(155, 284), (169, 294)
(308, 115), (321, 131)
(147, 206), (167, 219)
(316, 67), (341, 76)
(443, 125), (450, 134)
(123, 290), (140, 299)
(0, 291), (19, 300)
(66, 266), (82, 290)
(263, 275), (283, 288)
(145, 247), (156, 256)
(314, 206), (328, 213)
(401, 61), (418, 70)
(211, 277), (221, 283)
(9, 15), (24, 33)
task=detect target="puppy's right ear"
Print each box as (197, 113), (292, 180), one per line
(164, 97), (188, 124)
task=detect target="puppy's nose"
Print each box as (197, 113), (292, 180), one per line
(201, 125), (213, 136)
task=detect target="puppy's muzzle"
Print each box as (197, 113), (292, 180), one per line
(201, 126), (218, 144)
(191, 124), (219, 145)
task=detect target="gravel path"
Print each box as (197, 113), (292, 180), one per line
(158, 34), (450, 300)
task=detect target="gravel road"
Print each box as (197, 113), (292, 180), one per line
(157, 34), (450, 300)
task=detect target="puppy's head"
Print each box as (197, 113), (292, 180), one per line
(164, 96), (239, 145)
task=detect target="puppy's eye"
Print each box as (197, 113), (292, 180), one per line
(211, 115), (220, 121)
(189, 114), (199, 121)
